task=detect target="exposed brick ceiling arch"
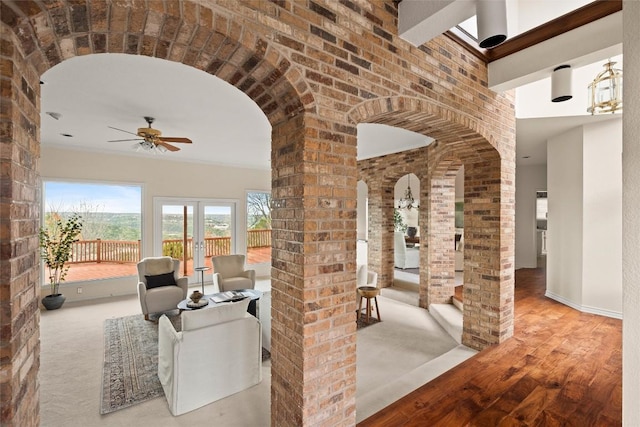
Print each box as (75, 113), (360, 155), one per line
(348, 96), (500, 166)
(1, 0), (313, 127)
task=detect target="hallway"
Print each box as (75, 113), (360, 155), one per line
(360, 267), (621, 426)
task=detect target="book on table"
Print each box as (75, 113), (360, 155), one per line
(210, 290), (247, 303)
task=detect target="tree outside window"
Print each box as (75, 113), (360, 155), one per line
(43, 181), (142, 282)
(246, 191), (271, 265)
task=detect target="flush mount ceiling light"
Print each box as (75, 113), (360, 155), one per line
(551, 65), (572, 103)
(476, 0), (508, 49)
(587, 60), (623, 115)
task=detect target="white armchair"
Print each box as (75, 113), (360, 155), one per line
(455, 234), (464, 271)
(211, 254), (256, 292)
(394, 231), (420, 269)
(356, 264), (378, 289)
(137, 257), (188, 321)
(158, 298), (262, 416)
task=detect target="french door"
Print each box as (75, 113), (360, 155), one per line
(153, 197), (236, 285)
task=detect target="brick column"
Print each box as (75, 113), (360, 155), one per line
(425, 168), (459, 307)
(362, 178), (395, 288)
(270, 113), (358, 426)
(0, 23), (41, 427)
(462, 158), (514, 350)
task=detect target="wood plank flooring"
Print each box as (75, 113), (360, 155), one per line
(359, 267), (622, 426)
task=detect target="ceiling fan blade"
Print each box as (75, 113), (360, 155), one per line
(159, 137), (192, 143)
(157, 141), (180, 152)
(108, 138), (143, 142)
(108, 126), (139, 136)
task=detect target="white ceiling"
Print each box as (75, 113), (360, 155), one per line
(39, 52), (575, 170)
(40, 54), (433, 170)
(516, 114), (620, 166)
(41, 54), (273, 169)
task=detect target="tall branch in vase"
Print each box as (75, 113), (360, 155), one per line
(39, 212), (83, 296)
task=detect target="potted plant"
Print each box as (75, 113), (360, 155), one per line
(39, 213), (83, 310)
(394, 209), (407, 234)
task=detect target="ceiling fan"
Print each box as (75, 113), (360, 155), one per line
(108, 116), (192, 152)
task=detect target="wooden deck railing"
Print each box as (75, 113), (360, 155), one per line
(68, 229), (271, 265)
(71, 239), (142, 264)
(247, 229), (271, 248)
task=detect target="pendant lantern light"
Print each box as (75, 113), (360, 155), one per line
(587, 60), (623, 114)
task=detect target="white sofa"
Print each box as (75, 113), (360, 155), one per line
(158, 298), (262, 416)
(394, 231), (420, 269)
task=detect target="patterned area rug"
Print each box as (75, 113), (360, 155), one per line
(101, 312), (270, 415)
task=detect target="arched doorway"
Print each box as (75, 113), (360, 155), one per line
(1, 3), (321, 425)
(351, 96), (515, 351)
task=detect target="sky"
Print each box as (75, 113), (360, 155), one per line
(44, 181), (234, 215)
(44, 182), (141, 214)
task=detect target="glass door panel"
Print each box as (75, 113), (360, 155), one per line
(155, 198), (236, 286)
(203, 204), (234, 272)
(160, 203), (195, 280)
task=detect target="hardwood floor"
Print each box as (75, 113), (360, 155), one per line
(359, 267), (622, 426)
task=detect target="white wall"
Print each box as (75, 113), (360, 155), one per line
(582, 119), (622, 313)
(515, 164), (546, 269)
(547, 126), (584, 305)
(623, 1), (640, 422)
(357, 180), (368, 241)
(516, 0), (592, 34)
(546, 120), (622, 317)
(41, 146), (272, 302)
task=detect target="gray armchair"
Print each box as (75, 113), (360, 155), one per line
(211, 254), (255, 292)
(137, 257), (188, 321)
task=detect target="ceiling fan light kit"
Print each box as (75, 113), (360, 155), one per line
(108, 116), (192, 153)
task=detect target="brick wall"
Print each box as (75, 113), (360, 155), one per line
(0, 20), (42, 427)
(1, 1), (515, 425)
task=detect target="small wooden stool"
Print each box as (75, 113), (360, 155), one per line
(357, 286), (381, 322)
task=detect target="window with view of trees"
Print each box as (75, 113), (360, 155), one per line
(246, 191), (271, 265)
(43, 181), (142, 283)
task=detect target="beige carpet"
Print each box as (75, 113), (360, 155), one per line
(40, 287), (475, 426)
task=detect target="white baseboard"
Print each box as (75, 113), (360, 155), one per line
(545, 291), (622, 319)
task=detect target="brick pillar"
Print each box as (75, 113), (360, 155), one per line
(425, 168), (458, 307)
(462, 158), (514, 350)
(0, 23), (42, 427)
(364, 178), (395, 288)
(270, 113), (357, 426)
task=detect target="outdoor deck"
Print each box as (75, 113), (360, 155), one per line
(62, 247), (271, 282)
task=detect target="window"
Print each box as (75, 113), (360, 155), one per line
(246, 191), (271, 265)
(43, 181), (142, 282)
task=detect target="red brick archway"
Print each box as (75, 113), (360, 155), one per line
(351, 96), (514, 351)
(1, 2), (316, 425)
(3, 1), (517, 425)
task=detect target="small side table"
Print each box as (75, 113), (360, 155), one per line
(194, 266), (211, 294)
(357, 286), (381, 322)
